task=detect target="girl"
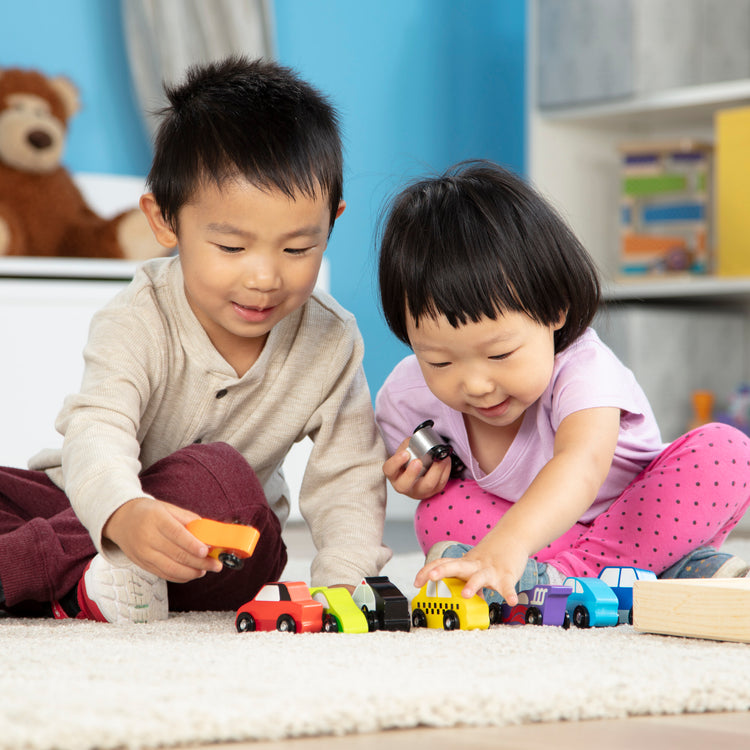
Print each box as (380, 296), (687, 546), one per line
(375, 160), (750, 606)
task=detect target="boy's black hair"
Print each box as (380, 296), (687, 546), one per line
(147, 56), (343, 232)
(378, 160), (601, 353)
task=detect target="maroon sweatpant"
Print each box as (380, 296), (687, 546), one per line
(0, 442), (287, 614)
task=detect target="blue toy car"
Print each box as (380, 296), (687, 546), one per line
(563, 576), (619, 628)
(598, 566), (657, 624)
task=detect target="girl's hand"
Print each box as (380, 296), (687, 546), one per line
(103, 497), (224, 582)
(382, 437), (452, 499)
(413, 537), (529, 606)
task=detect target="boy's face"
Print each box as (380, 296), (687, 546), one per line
(142, 178), (344, 372)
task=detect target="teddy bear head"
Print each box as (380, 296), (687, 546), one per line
(0, 68), (80, 174)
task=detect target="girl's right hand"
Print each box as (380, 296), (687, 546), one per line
(382, 437), (452, 499)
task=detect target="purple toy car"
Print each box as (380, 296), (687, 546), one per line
(500, 584), (572, 627)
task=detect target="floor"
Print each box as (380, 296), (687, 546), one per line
(187, 522), (750, 750)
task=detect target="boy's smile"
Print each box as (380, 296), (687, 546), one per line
(142, 178), (344, 376)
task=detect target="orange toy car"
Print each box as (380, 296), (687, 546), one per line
(186, 518), (260, 570)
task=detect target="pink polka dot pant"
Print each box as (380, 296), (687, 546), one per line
(414, 423), (750, 578)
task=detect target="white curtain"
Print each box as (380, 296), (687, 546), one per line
(121, 0), (275, 138)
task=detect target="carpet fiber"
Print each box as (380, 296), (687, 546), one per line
(3, 541), (750, 750)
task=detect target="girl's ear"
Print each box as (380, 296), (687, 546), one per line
(554, 309), (568, 331)
(139, 193), (178, 249)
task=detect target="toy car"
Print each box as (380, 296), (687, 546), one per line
(500, 584), (571, 627)
(598, 566), (657, 624)
(235, 581), (323, 633)
(352, 576), (411, 632)
(310, 586), (369, 633)
(563, 576), (619, 628)
(186, 518), (260, 570)
(410, 577), (490, 631)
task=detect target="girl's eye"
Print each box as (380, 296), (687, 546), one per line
(489, 352), (512, 361)
(427, 361), (452, 369)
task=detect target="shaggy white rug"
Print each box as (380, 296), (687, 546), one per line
(2, 540), (750, 750)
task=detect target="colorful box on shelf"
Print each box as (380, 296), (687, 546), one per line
(716, 105), (750, 276)
(618, 139), (713, 276)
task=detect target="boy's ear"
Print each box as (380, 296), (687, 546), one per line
(139, 193), (178, 249)
(335, 200), (346, 221)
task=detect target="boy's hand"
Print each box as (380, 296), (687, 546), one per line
(103, 497), (224, 582)
(413, 537), (529, 606)
(382, 437), (452, 500)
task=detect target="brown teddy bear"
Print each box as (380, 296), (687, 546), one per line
(0, 67), (164, 260)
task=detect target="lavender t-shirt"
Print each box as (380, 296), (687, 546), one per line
(375, 328), (667, 523)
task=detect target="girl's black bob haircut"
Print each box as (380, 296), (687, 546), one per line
(147, 56), (343, 233)
(378, 160), (601, 353)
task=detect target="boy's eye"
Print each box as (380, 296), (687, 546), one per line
(427, 361), (452, 369)
(284, 246), (314, 255)
(218, 245), (243, 253)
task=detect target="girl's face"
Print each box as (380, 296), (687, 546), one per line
(407, 309), (565, 433)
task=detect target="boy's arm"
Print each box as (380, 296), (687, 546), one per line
(56, 307), (217, 579)
(415, 406), (621, 604)
(298, 322), (392, 588)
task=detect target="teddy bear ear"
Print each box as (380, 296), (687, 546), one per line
(48, 75), (80, 119)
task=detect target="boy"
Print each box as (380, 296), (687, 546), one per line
(0, 56), (390, 623)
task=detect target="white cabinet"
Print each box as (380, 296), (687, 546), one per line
(528, 2), (750, 530)
(527, 2), (750, 388)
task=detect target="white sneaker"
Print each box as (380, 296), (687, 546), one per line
(78, 554), (168, 624)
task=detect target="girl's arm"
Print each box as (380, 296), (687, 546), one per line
(414, 405), (621, 604)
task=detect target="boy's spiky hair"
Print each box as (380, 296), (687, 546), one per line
(147, 56), (343, 231)
(378, 160), (601, 353)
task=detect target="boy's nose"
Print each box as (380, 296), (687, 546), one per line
(243, 258), (280, 291)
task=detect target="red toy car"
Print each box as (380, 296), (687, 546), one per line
(235, 581), (323, 633)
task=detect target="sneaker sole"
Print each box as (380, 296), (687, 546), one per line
(80, 556), (169, 624)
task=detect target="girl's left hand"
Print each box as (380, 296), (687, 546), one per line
(413, 538), (529, 606)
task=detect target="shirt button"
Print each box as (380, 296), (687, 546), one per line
(216, 389), (228, 399)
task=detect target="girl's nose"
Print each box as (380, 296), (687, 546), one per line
(463, 369), (496, 398)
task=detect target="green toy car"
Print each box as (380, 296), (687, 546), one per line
(310, 586), (369, 634)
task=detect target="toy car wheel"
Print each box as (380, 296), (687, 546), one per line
(442, 610), (460, 631)
(562, 611), (571, 630)
(361, 606), (378, 632)
(573, 605), (591, 629)
(276, 614), (297, 633)
(628, 608), (634, 625)
(218, 552), (244, 570)
(236, 613), (256, 633)
(525, 607), (543, 626)
(322, 614), (340, 633)
(412, 609), (427, 628)
(488, 602), (502, 625)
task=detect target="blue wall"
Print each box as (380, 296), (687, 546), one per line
(0, 0), (526, 395)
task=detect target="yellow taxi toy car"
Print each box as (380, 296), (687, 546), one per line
(411, 577), (490, 631)
(186, 518), (260, 570)
(310, 586), (369, 633)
